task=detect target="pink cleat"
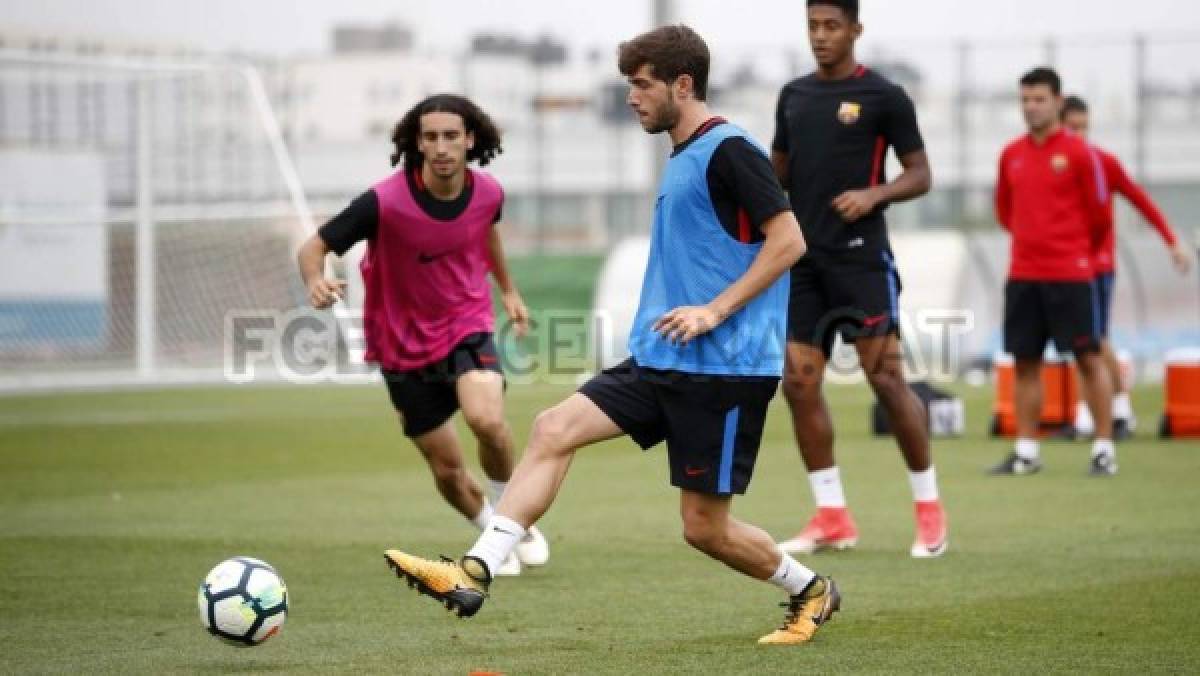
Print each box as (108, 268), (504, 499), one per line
(778, 507), (859, 554)
(910, 500), (948, 558)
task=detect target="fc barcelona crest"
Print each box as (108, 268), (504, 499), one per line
(837, 102), (862, 125)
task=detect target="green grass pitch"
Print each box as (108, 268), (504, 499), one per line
(1, 381), (1198, 674)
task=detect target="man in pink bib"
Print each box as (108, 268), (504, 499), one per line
(297, 94), (548, 576)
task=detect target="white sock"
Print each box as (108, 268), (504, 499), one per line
(1074, 400), (1094, 433)
(908, 467), (939, 503)
(486, 478), (509, 503)
(1015, 438), (1040, 461)
(768, 551), (817, 596)
(808, 467), (847, 508)
(1092, 438), (1116, 459)
(1113, 392), (1133, 420)
(466, 515), (526, 578)
(470, 499), (494, 530)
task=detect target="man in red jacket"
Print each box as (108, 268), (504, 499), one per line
(991, 67), (1117, 476)
(1060, 95), (1192, 440)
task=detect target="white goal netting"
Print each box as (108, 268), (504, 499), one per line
(0, 51), (314, 391)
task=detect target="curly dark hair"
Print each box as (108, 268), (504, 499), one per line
(389, 94), (503, 169)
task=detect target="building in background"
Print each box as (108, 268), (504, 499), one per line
(275, 24), (653, 252)
(7, 22), (1200, 252)
(1, 23), (1198, 385)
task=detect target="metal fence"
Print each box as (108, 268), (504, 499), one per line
(1, 33), (1197, 387)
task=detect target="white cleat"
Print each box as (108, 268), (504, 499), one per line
(494, 552), (522, 577)
(910, 539), (949, 559)
(515, 525), (549, 566)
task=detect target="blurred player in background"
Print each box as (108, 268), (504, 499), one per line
(991, 68), (1116, 476)
(772, 0), (947, 558)
(384, 25), (842, 646)
(1060, 95), (1193, 439)
(296, 94), (548, 575)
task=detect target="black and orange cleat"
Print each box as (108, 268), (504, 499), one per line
(757, 576), (841, 645)
(384, 551), (490, 618)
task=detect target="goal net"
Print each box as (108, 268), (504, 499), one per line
(0, 50), (315, 391)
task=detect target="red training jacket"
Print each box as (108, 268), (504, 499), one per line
(995, 128), (1109, 281)
(1088, 146), (1177, 274)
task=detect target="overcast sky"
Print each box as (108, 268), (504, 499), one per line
(5, 0), (1198, 56)
(6, 0), (1200, 96)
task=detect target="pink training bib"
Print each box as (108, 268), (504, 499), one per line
(360, 168), (503, 371)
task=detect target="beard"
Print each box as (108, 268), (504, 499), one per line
(1025, 112), (1054, 134)
(643, 95), (681, 134)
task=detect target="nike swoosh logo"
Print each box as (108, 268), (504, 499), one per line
(861, 313), (888, 328)
(922, 538), (947, 553)
(684, 466), (709, 477)
(491, 526), (517, 536)
(417, 251), (451, 264)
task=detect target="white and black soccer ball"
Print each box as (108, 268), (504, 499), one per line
(197, 557), (288, 646)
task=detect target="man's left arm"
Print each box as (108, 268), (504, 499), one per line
(487, 206), (530, 337)
(832, 86), (932, 222)
(1108, 154), (1191, 273)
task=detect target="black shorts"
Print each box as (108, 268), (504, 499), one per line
(578, 358), (779, 496)
(1093, 272), (1115, 338)
(787, 252), (902, 357)
(1004, 280), (1101, 359)
(382, 332), (504, 438)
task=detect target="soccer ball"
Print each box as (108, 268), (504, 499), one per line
(197, 557), (288, 646)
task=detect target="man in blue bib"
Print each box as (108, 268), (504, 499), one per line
(385, 25), (841, 646)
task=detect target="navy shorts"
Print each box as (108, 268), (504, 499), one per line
(381, 333), (504, 438)
(1004, 281), (1101, 359)
(578, 358), (779, 496)
(1093, 272), (1115, 338)
(787, 252), (902, 357)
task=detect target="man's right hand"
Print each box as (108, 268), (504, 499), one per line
(1170, 243), (1193, 275)
(307, 278), (347, 309)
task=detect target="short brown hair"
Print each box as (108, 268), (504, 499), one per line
(617, 25), (710, 101)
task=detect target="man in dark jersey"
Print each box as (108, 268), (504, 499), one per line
(383, 25), (841, 646)
(296, 94), (548, 576)
(772, 0), (947, 558)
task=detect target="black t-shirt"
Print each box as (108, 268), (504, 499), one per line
(773, 67), (924, 260)
(672, 118), (792, 243)
(318, 170), (502, 256)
